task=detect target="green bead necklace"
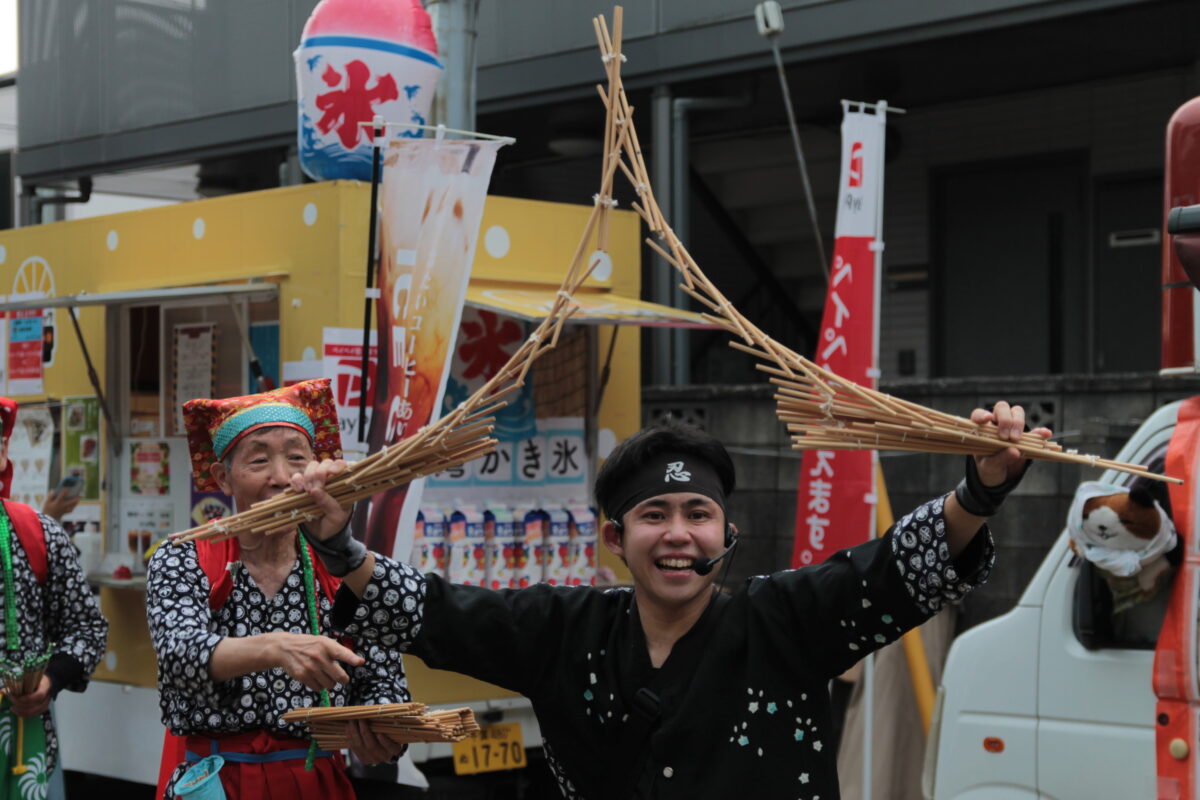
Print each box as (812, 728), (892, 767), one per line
(0, 507), (21, 653)
(298, 534), (330, 771)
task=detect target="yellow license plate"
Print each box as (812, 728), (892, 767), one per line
(452, 722), (527, 775)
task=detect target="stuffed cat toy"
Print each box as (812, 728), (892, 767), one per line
(1067, 481), (1178, 612)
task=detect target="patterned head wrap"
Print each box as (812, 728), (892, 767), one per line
(605, 452), (727, 525)
(183, 378), (342, 491)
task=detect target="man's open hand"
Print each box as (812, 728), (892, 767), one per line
(969, 401), (1052, 487)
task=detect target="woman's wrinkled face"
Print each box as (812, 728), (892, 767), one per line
(210, 427), (314, 513)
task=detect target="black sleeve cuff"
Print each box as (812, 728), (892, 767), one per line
(332, 583), (363, 632)
(45, 653), (87, 696)
(952, 524), (992, 582)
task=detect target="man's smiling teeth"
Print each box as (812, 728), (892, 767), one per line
(656, 558), (694, 570)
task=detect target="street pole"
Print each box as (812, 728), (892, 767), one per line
(652, 86), (673, 385)
(755, 1), (829, 283)
(428, 0), (481, 132)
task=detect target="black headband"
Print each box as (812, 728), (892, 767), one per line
(607, 452), (727, 524)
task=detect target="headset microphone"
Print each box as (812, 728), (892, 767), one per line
(693, 528), (739, 576)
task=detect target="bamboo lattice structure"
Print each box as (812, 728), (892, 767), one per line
(171, 102), (632, 545)
(281, 702), (480, 747)
(590, 8), (1178, 485)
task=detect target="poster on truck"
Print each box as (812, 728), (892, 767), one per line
(62, 395), (101, 500)
(7, 310), (43, 396)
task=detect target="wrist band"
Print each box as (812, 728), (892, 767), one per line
(299, 523), (368, 577)
(954, 455), (1030, 517)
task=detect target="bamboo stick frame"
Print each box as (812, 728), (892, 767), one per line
(588, 8), (1179, 485)
(170, 60), (632, 545)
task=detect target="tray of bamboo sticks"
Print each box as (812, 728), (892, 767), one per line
(281, 702), (480, 748)
(586, 7), (1179, 485)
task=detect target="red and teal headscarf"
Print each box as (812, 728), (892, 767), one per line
(182, 378), (342, 491)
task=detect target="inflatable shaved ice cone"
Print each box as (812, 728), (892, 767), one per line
(295, 0), (442, 182)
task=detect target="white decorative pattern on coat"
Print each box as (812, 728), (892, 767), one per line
(147, 544), (422, 741)
(891, 496), (990, 616)
(0, 513), (108, 775)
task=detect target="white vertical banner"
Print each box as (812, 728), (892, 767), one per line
(834, 110), (884, 239)
(355, 137), (507, 562)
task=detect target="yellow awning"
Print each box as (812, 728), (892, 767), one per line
(464, 284), (716, 328)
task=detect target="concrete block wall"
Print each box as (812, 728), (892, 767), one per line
(644, 373), (1200, 632)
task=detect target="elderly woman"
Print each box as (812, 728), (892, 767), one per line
(148, 379), (423, 800)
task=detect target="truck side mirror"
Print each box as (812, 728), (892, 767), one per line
(1167, 204), (1200, 290)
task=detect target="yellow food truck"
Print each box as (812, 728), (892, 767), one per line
(0, 181), (706, 786)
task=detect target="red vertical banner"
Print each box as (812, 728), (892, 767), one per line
(791, 108), (885, 568)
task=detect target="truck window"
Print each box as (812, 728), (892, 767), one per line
(1071, 448), (1174, 651)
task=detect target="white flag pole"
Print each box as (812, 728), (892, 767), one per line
(844, 96), (905, 800)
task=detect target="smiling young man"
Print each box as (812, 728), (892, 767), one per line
(349, 401), (1048, 799)
(147, 379), (424, 800)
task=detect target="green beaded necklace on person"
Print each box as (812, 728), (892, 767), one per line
(298, 534), (331, 771)
(0, 506), (21, 654)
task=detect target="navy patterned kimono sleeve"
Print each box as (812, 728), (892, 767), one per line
(146, 544), (231, 711)
(333, 555), (426, 649)
(753, 495), (994, 680)
(41, 516), (108, 690)
(347, 640), (410, 706)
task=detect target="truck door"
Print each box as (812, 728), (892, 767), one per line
(1037, 418), (1177, 799)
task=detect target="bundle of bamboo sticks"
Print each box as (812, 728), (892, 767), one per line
(589, 7), (1178, 485)
(0, 647), (52, 699)
(169, 84), (634, 545)
(281, 702), (480, 748)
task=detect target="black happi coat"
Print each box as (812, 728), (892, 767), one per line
(406, 496), (992, 799)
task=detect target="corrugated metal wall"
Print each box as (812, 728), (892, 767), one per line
(879, 67), (1192, 378)
(17, 0), (1129, 159)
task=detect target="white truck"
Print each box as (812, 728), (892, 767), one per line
(922, 399), (1181, 799)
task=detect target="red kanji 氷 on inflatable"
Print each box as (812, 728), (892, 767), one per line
(315, 60), (400, 149)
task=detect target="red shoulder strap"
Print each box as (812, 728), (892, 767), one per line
(196, 532), (342, 611)
(195, 535), (240, 611)
(4, 501), (47, 585)
(307, 539), (342, 606)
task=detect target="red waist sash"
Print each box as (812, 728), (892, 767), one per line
(159, 729), (354, 800)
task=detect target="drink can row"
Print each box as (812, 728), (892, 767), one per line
(413, 501), (596, 588)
